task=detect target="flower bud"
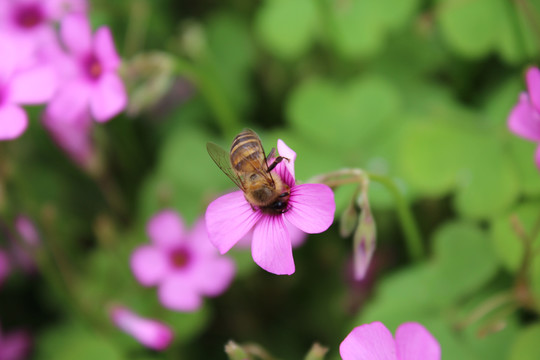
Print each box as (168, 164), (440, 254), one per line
(109, 306), (173, 350)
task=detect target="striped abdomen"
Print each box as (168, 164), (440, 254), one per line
(230, 129), (266, 174)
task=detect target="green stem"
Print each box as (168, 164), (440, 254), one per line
(366, 171), (424, 261)
(174, 57), (240, 137)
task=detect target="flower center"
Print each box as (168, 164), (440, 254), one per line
(169, 247), (192, 269)
(15, 5), (44, 29)
(84, 55), (103, 81)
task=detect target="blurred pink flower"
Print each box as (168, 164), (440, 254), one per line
(45, 14), (126, 124)
(340, 322), (440, 360)
(0, 250), (11, 288)
(0, 34), (56, 140)
(130, 210), (235, 312)
(206, 140), (335, 275)
(42, 112), (95, 169)
(11, 215), (40, 273)
(15, 215), (40, 247)
(0, 0), (55, 58)
(508, 66), (540, 170)
(0, 324), (31, 360)
(110, 305), (173, 351)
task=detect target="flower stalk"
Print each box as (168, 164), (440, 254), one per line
(310, 168), (425, 262)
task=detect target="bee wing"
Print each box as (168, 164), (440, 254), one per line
(207, 142), (246, 191)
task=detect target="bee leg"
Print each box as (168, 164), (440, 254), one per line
(266, 148), (276, 161)
(267, 156), (288, 172)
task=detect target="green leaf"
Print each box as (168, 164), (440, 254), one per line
(508, 137), (540, 196)
(398, 118), (467, 195)
(509, 323), (540, 360)
(255, 0), (318, 59)
(497, 0), (540, 64)
(35, 323), (123, 360)
(287, 75), (402, 153)
(453, 135), (519, 219)
(491, 201), (540, 272)
(436, 0), (501, 58)
(205, 12), (255, 113)
(327, 0), (419, 59)
(399, 115), (519, 218)
(429, 221), (498, 307)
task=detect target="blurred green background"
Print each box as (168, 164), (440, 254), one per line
(3, 0), (540, 359)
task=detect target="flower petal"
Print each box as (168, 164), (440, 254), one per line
(130, 245), (168, 286)
(0, 250), (11, 287)
(284, 183), (335, 234)
(0, 329), (31, 360)
(277, 139), (296, 179)
(205, 191), (262, 254)
(147, 210), (185, 248)
(0, 104), (28, 140)
(339, 322), (397, 360)
(90, 73), (127, 122)
(395, 322), (440, 360)
(237, 219), (307, 249)
(9, 65), (57, 104)
(45, 78), (91, 123)
(273, 160), (295, 188)
(252, 215), (294, 275)
(93, 27), (120, 70)
(192, 256), (235, 296)
(536, 145), (540, 171)
(43, 112), (94, 168)
(508, 93), (540, 142)
(526, 67), (540, 112)
(110, 306), (173, 350)
(0, 34), (18, 80)
(61, 14), (91, 55)
(158, 276), (202, 312)
(46, 0), (88, 20)
(188, 218), (217, 255)
(287, 218), (307, 248)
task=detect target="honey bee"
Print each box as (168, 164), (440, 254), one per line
(207, 129), (290, 214)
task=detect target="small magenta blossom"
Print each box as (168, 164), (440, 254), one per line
(42, 112), (95, 169)
(12, 215), (40, 273)
(0, 323), (31, 360)
(110, 305), (173, 351)
(0, 250), (10, 288)
(508, 66), (540, 170)
(206, 140), (335, 275)
(0, 34), (56, 140)
(45, 14), (126, 123)
(130, 210), (235, 312)
(0, 0), (85, 59)
(340, 322), (440, 360)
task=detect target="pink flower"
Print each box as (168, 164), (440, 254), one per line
(42, 112), (95, 169)
(14, 215), (40, 247)
(109, 305), (173, 351)
(0, 34), (56, 140)
(11, 215), (40, 273)
(508, 66), (540, 170)
(130, 210), (236, 312)
(0, 324), (31, 360)
(45, 14), (126, 123)
(0, 250), (10, 288)
(0, 0), (85, 58)
(340, 322), (440, 360)
(205, 140), (335, 275)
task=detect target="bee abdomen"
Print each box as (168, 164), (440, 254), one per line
(230, 130), (265, 172)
